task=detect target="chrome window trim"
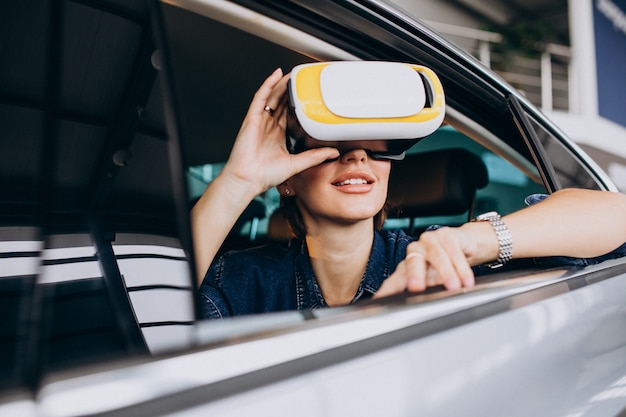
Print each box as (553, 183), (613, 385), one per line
(162, 0), (358, 61)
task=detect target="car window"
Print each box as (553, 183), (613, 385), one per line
(398, 125), (546, 230)
(525, 116), (603, 190)
(187, 124), (547, 252)
(0, 0), (198, 392)
(162, 2), (558, 282)
(112, 233), (195, 353)
(162, 6), (552, 258)
(0, 227), (41, 390)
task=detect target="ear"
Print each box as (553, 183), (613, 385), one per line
(276, 181), (296, 197)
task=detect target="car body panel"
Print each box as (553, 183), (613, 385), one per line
(33, 260), (626, 416)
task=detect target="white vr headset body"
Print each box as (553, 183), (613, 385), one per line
(287, 61), (446, 155)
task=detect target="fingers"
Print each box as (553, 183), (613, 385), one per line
(270, 73), (290, 111)
(263, 105), (275, 116)
(247, 68), (285, 118)
(253, 69), (339, 175)
(272, 83), (290, 129)
(262, 70), (290, 116)
(288, 147), (340, 175)
(374, 228), (476, 299)
(374, 252), (427, 299)
(403, 251), (428, 292)
(250, 69), (290, 142)
(373, 266), (412, 299)
(416, 231), (475, 290)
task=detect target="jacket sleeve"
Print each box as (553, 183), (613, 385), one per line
(198, 256), (232, 320)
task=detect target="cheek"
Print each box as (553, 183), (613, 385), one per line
(375, 161), (392, 184)
(290, 165), (330, 193)
(374, 162), (391, 202)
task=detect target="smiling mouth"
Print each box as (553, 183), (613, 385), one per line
(333, 178), (372, 186)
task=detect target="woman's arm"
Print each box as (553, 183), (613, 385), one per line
(497, 188), (626, 259)
(191, 69), (338, 284)
(376, 188), (626, 297)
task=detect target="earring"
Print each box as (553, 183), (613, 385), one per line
(284, 189), (291, 196)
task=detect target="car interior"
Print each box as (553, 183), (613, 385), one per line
(163, 3), (550, 256)
(0, 0), (612, 399)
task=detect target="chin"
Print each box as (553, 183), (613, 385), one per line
(341, 209), (382, 223)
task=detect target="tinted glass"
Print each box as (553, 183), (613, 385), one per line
(0, 0), (195, 391)
(527, 117), (602, 190)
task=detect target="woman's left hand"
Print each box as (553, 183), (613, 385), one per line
(374, 224), (495, 298)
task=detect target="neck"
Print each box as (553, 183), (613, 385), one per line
(305, 221), (375, 307)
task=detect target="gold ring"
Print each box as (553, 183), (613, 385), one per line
(264, 105), (275, 116)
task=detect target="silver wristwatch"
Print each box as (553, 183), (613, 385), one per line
(472, 211), (513, 269)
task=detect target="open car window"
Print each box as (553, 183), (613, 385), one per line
(187, 123), (548, 254)
(165, 1), (549, 263)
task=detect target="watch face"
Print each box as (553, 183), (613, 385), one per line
(476, 211), (499, 221)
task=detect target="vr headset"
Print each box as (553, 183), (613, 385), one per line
(287, 61), (445, 159)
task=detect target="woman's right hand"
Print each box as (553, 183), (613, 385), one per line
(219, 68), (339, 197)
(191, 68), (339, 282)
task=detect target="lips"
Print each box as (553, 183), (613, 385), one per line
(334, 178), (369, 186)
(331, 172), (376, 193)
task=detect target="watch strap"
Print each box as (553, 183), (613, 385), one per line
(472, 211), (513, 268)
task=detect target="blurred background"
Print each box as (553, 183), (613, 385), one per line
(391, 0), (626, 191)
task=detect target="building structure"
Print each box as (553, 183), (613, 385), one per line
(392, 0), (626, 190)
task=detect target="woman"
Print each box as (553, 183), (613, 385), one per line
(192, 68), (626, 319)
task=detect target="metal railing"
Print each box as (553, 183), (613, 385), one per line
(424, 20), (572, 112)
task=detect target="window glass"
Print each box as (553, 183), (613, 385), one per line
(112, 234), (195, 354)
(0, 227), (41, 390)
(391, 125), (546, 232)
(0, 0), (198, 390)
(527, 117), (602, 190)
(188, 163), (281, 251)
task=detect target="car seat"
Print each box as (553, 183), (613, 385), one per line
(387, 148), (488, 231)
(267, 208), (294, 243)
(217, 199), (267, 254)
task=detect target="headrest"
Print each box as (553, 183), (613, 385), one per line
(287, 61), (445, 155)
(388, 148), (488, 218)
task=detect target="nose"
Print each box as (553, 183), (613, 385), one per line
(340, 148), (367, 163)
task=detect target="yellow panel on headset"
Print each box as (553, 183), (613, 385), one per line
(287, 61), (445, 152)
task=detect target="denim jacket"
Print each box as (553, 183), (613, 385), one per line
(199, 229), (415, 319)
(199, 194), (626, 320)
